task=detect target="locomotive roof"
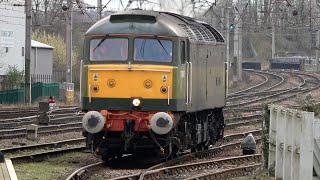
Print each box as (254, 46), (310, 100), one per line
(85, 10), (225, 43)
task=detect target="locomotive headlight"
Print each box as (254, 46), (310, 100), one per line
(132, 98), (141, 107)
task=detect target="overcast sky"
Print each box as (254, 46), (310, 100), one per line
(84, 0), (162, 11)
(83, 0), (214, 17)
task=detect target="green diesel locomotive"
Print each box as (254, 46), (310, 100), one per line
(81, 10), (226, 161)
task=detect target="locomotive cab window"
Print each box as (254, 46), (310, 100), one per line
(90, 38), (128, 61)
(180, 41), (186, 64)
(134, 38), (173, 62)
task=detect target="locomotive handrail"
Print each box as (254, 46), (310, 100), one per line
(79, 60), (83, 104)
(186, 62), (189, 105)
(168, 85), (170, 105)
(189, 62), (193, 105)
(88, 84), (92, 103)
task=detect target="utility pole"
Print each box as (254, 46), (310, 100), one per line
(272, 21), (275, 59)
(64, 0), (73, 105)
(221, 8), (224, 31)
(191, 0), (196, 17)
(271, 0), (275, 59)
(316, 30), (320, 71)
(234, 0), (242, 81)
(233, 7), (239, 82)
(238, 0), (242, 81)
(317, 0), (320, 71)
(226, 4), (231, 94)
(97, 0), (102, 20)
(25, 0), (32, 104)
(66, 0), (73, 84)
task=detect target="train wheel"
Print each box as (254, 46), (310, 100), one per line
(102, 154), (112, 162)
(191, 146), (197, 153)
(203, 142), (209, 150)
(196, 144), (204, 151)
(170, 144), (180, 159)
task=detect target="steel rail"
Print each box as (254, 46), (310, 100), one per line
(223, 129), (261, 140)
(228, 70), (268, 96)
(142, 154), (262, 180)
(261, 71), (284, 91)
(65, 136), (262, 180)
(225, 114), (262, 123)
(109, 138), (262, 180)
(228, 70), (285, 97)
(0, 122), (83, 139)
(0, 108), (81, 122)
(0, 116), (83, 130)
(225, 119), (262, 129)
(10, 146), (85, 162)
(1, 138), (85, 154)
(65, 162), (104, 180)
(0, 105), (78, 111)
(224, 106), (264, 112)
(227, 75), (320, 112)
(185, 164), (261, 180)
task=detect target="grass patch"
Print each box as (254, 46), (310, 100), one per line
(14, 152), (89, 180)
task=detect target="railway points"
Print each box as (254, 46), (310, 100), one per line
(67, 136), (263, 180)
(1, 68), (318, 180)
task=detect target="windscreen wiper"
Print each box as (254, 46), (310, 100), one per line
(154, 35), (169, 55)
(93, 34), (109, 52)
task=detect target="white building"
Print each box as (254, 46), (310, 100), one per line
(0, 0), (26, 75)
(31, 40), (54, 75)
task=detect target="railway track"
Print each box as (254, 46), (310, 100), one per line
(0, 138), (85, 155)
(228, 70), (284, 97)
(66, 128), (262, 180)
(8, 70), (317, 180)
(10, 146), (85, 162)
(0, 122), (83, 139)
(227, 71), (320, 108)
(140, 154), (261, 180)
(0, 106), (81, 120)
(0, 113), (84, 129)
(227, 70), (267, 96)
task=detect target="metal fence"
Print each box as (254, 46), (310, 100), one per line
(31, 72), (65, 84)
(0, 62), (81, 104)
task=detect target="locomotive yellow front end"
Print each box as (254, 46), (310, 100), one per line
(83, 64), (175, 133)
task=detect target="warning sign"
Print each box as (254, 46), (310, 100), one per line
(162, 74), (168, 82)
(93, 74), (98, 81)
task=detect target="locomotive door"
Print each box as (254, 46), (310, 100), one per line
(182, 40), (191, 109)
(185, 41), (194, 111)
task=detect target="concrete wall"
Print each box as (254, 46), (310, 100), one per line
(268, 105), (316, 179)
(0, 0), (26, 75)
